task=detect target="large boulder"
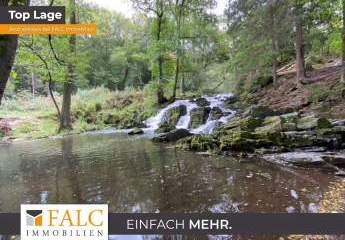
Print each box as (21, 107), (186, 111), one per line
(189, 107), (211, 129)
(163, 105), (187, 127)
(194, 98), (210, 107)
(152, 129), (193, 142)
(209, 107), (224, 120)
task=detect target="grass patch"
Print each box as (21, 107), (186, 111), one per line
(1, 87), (158, 140)
(12, 118), (58, 140)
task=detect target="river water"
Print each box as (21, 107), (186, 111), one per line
(0, 132), (344, 239)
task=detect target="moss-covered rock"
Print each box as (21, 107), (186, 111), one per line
(221, 117), (262, 132)
(219, 130), (259, 151)
(256, 116), (282, 133)
(245, 105), (276, 119)
(190, 135), (219, 151)
(254, 116), (283, 143)
(194, 98), (210, 107)
(164, 105), (187, 127)
(155, 122), (176, 134)
(296, 115), (317, 130)
(315, 128), (344, 149)
(280, 131), (316, 148)
(280, 112), (299, 131)
(152, 129), (192, 142)
(189, 107), (211, 129)
(176, 136), (194, 150)
(224, 95), (238, 105)
(176, 135), (219, 151)
(297, 115), (332, 130)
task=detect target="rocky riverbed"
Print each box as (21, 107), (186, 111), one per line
(130, 95), (345, 176)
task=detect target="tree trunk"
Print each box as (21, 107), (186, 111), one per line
(31, 70), (35, 98)
(341, 0), (345, 84)
(0, 0), (30, 105)
(0, 36), (18, 105)
(60, 0), (76, 131)
(295, 7), (306, 82)
(156, 14), (166, 104)
(268, 0), (278, 85)
(180, 71), (185, 95)
(120, 65), (129, 90)
(172, 0), (185, 100)
(173, 57), (179, 100)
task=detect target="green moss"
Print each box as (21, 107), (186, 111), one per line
(155, 122), (175, 134)
(189, 107), (210, 129)
(280, 112), (298, 131)
(222, 117), (262, 132)
(219, 130), (255, 151)
(176, 135), (219, 152)
(297, 115), (331, 130)
(164, 105), (187, 127)
(190, 135), (218, 151)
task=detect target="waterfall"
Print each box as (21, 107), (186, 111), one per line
(145, 94), (236, 135)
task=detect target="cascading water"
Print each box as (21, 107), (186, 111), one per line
(145, 94), (236, 135)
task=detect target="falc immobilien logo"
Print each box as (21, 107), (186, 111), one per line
(21, 204), (108, 240)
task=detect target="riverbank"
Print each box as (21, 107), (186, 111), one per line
(0, 88), (157, 142)
(145, 60), (345, 175)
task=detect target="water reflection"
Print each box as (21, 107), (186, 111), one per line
(0, 132), (344, 239)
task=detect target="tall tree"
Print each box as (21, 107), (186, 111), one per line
(268, 0), (278, 85)
(60, 0), (76, 130)
(0, 0), (29, 105)
(294, 0), (306, 82)
(131, 0), (167, 104)
(170, 0), (186, 100)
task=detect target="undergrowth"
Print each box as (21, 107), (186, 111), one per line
(0, 87), (158, 140)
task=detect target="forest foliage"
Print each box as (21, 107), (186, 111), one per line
(1, 0), (345, 134)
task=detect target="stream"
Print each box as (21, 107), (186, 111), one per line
(0, 95), (345, 239)
(0, 131), (344, 239)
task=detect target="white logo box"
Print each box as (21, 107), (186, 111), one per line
(21, 204), (108, 240)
